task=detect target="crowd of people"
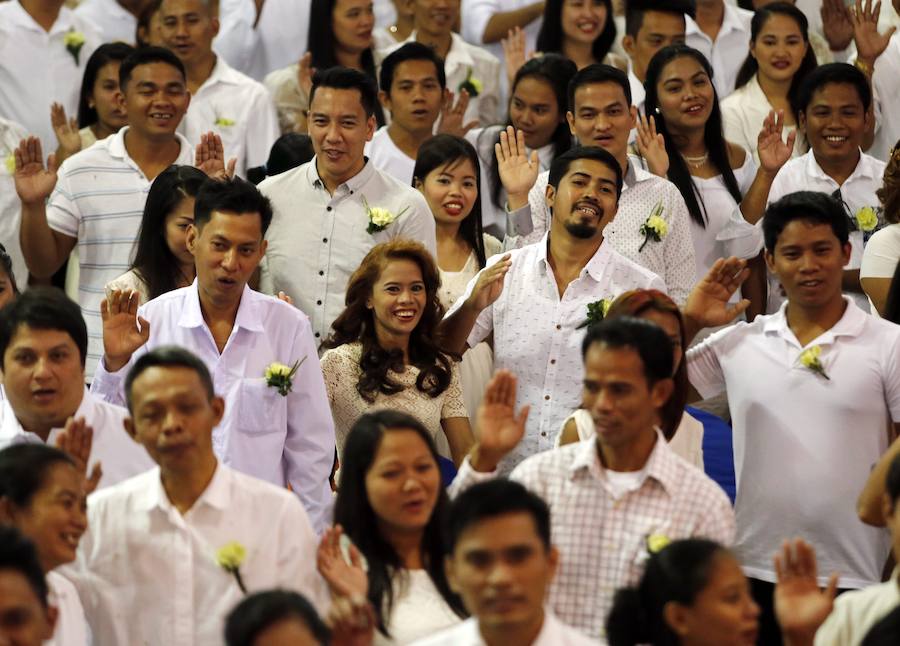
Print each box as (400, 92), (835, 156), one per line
(3, 0), (900, 644)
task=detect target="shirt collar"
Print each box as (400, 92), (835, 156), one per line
(686, 4), (747, 39)
(107, 126), (192, 168)
(307, 155), (375, 193)
(536, 232), (615, 282)
(202, 57), (240, 88)
(177, 280), (265, 333)
(569, 429), (680, 495)
(8, 1), (77, 35)
(135, 462), (232, 513)
(763, 296), (868, 346)
(0, 388), (90, 444)
(625, 156), (650, 188)
(804, 149), (879, 186)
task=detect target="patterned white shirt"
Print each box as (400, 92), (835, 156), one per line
(445, 234), (665, 471)
(89, 281), (336, 533)
(685, 4), (753, 97)
(505, 158), (695, 304)
(453, 434), (736, 642)
(258, 158), (437, 344)
(46, 126), (194, 380)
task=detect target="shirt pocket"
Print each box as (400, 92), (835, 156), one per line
(238, 377), (287, 435)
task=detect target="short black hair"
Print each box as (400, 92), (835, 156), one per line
(567, 63), (631, 114)
(0, 444), (76, 509)
(625, 0), (694, 38)
(548, 145), (623, 197)
(247, 134), (316, 185)
(0, 526), (49, 608)
(119, 46), (186, 92)
(447, 479), (551, 553)
(379, 42), (447, 96)
(762, 191), (850, 254)
(796, 62), (871, 115)
(224, 590), (329, 646)
(0, 287), (88, 369)
(309, 66), (379, 118)
(124, 345), (215, 412)
(581, 316), (674, 386)
(193, 177), (274, 235)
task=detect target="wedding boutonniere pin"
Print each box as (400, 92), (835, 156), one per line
(214, 116), (235, 127)
(458, 67), (482, 98)
(4, 152), (14, 175)
(577, 298), (612, 329)
(216, 541), (247, 593)
(798, 345), (829, 380)
(855, 206), (878, 233)
(265, 357), (306, 396)
(63, 30), (86, 65)
(639, 202), (667, 252)
(364, 197), (407, 234)
(645, 533), (671, 555)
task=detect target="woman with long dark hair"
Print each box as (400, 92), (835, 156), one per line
(327, 410), (468, 643)
(413, 134), (499, 418)
(320, 240), (473, 465)
(862, 141), (900, 316)
(106, 165), (206, 303)
(721, 2), (816, 164)
(467, 54), (576, 237)
(535, 0), (621, 70)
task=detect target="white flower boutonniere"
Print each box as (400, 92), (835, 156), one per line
(798, 346), (829, 380)
(458, 67), (483, 98)
(364, 197), (407, 234)
(265, 358), (306, 396)
(639, 202), (667, 252)
(855, 206), (878, 232)
(216, 541), (247, 593)
(4, 152), (14, 175)
(63, 30), (86, 65)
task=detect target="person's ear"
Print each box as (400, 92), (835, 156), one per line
(547, 545), (560, 582)
(0, 496), (14, 524)
(378, 89), (391, 111)
(115, 89), (127, 114)
(211, 395), (225, 425)
(566, 110), (576, 135)
(622, 34), (635, 58)
(882, 492), (894, 525)
(545, 182), (557, 211)
(628, 104), (638, 130)
(841, 241), (852, 267)
(124, 417), (137, 442)
(366, 114), (377, 141)
(43, 604), (58, 641)
(798, 110), (807, 135)
(445, 555), (461, 594)
(186, 224), (199, 255)
(662, 601), (692, 638)
(650, 377), (674, 410)
(764, 248), (776, 273)
(257, 238), (268, 259)
(210, 15), (220, 37)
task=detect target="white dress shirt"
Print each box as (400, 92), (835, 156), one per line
(46, 127), (194, 380)
(445, 235), (666, 471)
(814, 572), (900, 646)
(73, 0), (137, 45)
(452, 433), (735, 641)
(364, 126), (417, 186)
(685, 5), (753, 98)
(766, 150), (887, 313)
(411, 609), (595, 646)
(688, 298), (900, 589)
(46, 571), (89, 646)
(178, 57), (280, 178)
(381, 32), (502, 127)
(0, 389), (154, 490)
(871, 33), (900, 162)
(258, 158), (437, 343)
(627, 65), (645, 116)
(505, 159), (696, 304)
(0, 117), (28, 287)
(721, 74), (806, 166)
(461, 0), (541, 87)
(0, 1), (99, 152)
(213, 0), (311, 81)
(62, 463), (327, 646)
(89, 281), (336, 532)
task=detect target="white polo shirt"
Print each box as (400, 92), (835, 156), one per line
(412, 610), (595, 646)
(0, 1), (99, 152)
(73, 0), (137, 45)
(687, 298), (900, 589)
(178, 57), (280, 178)
(45, 127), (194, 380)
(685, 5), (753, 98)
(364, 126), (416, 186)
(0, 118), (28, 287)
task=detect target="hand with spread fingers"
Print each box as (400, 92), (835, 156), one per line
(317, 524), (368, 599)
(684, 257), (751, 330)
(50, 102), (82, 162)
(495, 126), (539, 210)
(635, 112), (669, 177)
(437, 89), (479, 137)
(14, 137), (59, 206)
(757, 109), (796, 176)
(55, 417), (103, 494)
(101, 289), (150, 373)
(195, 131), (237, 180)
(469, 369), (529, 472)
(774, 538), (838, 645)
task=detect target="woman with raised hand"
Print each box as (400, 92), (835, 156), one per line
(320, 240), (473, 467)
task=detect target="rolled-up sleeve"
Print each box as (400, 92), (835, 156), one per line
(461, 0), (499, 45)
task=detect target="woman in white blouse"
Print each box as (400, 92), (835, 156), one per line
(0, 445), (90, 646)
(720, 3), (816, 165)
(331, 410), (467, 644)
(320, 240), (474, 465)
(862, 142), (900, 316)
(639, 44), (794, 316)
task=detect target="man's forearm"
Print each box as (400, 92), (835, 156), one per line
(481, 2), (544, 43)
(20, 202), (68, 278)
(438, 302), (481, 354)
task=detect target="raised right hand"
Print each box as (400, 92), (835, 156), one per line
(470, 370), (529, 471)
(51, 103), (82, 160)
(297, 51), (316, 98)
(14, 137), (59, 205)
(495, 126), (539, 201)
(317, 525), (368, 599)
(821, 0), (854, 51)
(55, 417), (102, 494)
(466, 254), (512, 312)
(501, 27), (528, 88)
(635, 112), (669, 177)
(101, 289), (150, 372)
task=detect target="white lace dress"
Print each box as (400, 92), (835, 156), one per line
(438, 235), (502, 419)
(375, 569), (461, 645)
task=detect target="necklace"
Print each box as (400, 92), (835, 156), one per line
(682, 152), (709, 169)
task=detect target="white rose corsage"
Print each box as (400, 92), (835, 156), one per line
(63, 30), (86, 65)
(364, 197), (407, 234)
(638, 201), (667, 252)
(216, 541), (247, 594)
(855, 206), (878, 233)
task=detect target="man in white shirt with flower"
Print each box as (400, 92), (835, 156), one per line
(159, 0), (280, 178)
(66, 345), (326, 646)
(440, 146), (666, 471)
(259, 67), (436, 344)
(90, 177), (335, 532)
(687, 190), (900, 645)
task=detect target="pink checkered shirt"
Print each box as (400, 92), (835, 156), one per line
(509, 433), (735, 641)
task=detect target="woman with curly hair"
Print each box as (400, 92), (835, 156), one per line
(862, 141), (900, 316)
(320, 240), (473, 465)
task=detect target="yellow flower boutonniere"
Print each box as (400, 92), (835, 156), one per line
(364, 197), (407, 234)
(4, 152), (15, 175)
(458, 67), (483, 98)
(265, 357), (306, 396)
(63, 30), (86, 65)
(646, 533), (671, 554)
(798, 345), (829, 380)
(578, 298), (612, 329)
(216, 541), (247, 593)
(639, 202), (668, 252)
(214, 117), (235, 127)
(855, 206), (878, 233)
